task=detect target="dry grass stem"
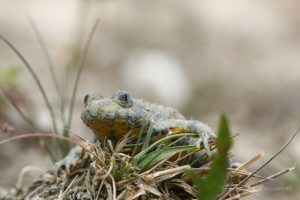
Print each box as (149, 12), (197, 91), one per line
(236, 151), (265, 171)
(1, 126), (296, 199)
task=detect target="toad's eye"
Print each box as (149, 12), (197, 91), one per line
(114, 91), (133, 107)
(119, 92), (130, 102)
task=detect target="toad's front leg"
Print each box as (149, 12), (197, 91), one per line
(50, 145), (84, 175)
(152, 119), (216, 151)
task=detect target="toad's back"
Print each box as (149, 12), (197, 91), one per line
(134, 99), (186, 121)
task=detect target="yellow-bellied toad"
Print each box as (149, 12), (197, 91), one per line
(53, 91), (216, 173)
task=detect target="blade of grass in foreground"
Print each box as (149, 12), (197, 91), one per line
(131, 124), (150, 157)
(137, 133), (193, 171)
(186, 114), (232, 200)
(0, 33), (58, 133)
(133, 133), (195, 163)
(138, 145), (196, 172)
(141, 121), (154, 151)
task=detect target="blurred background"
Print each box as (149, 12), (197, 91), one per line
(0, 0), (299, 199)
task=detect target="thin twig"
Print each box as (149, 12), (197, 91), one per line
(97, 161), (113, 198)
(219, 126), (300, 200)
(109, 174), (117, 200)
(57, 175), (78, 200)
(144, 165), (191, 181)
(249, 166), (295, 187)
(116, 177), (137, 187)
(236, 151), (264, 171)
(141, 155), (174, 176)
(116, 189), (127, 200)
(225, 189), (258, 200)
(0, 133), (105, 166)
(192, 167), (271, 180)
(0, 133), (76, 146)
(25, 185), (43, 200)
(172, 148), (200, 165)
(126, 189), (146, 200)
(67, 18), (100, 129)
(16, 166), (43, 189)
(227, 168), (271, 180)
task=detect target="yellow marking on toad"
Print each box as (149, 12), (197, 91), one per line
(170, 127), (192, 135)
(86, 120), (141, 140)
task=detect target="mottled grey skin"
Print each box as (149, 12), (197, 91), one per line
(53, 91), (216, 173)
(81, 91), (215, 147)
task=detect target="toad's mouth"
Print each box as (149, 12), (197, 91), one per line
(83, 120), (141, 141)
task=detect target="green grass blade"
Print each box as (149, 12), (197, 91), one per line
(111, 158), (117, 179)
(0, 33), (58, 133)
(133, 133), (195, 161)
(66, 18), (99, 130)
(131, 124), (149, 158)
(115, 162), (129, 180)
(137, 134), (192, 170)
(138, 145), (196, 172)
(141, 121), (154, 151)
(186, 114), (232, 200)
